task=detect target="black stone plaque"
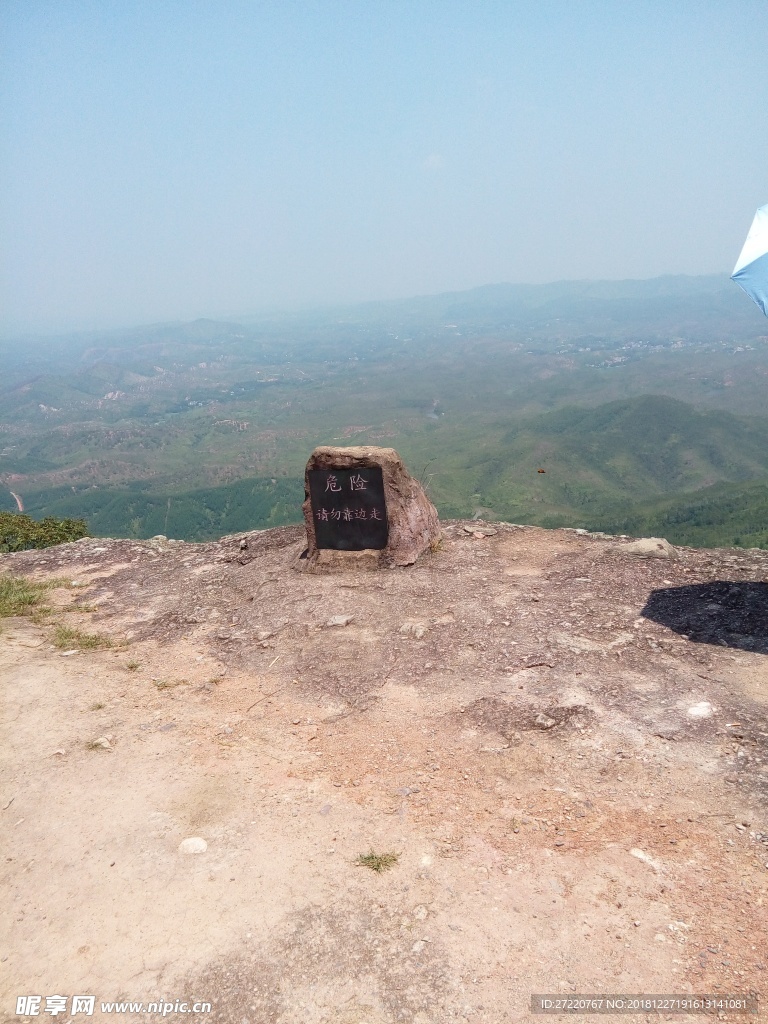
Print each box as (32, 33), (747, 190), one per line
(308, 466), (388, 550)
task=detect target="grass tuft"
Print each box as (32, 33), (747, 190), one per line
(153, 678), (185, 690)
(0, 574), (54, 618)
(30, 606), (55, 623)
(53, 624), (113, 651)
(355, 850), (400, 873)
(125, 660), (141, 671)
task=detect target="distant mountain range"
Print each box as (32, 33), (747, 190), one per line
(1, 275), (767, 549)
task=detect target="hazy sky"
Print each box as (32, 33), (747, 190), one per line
(2, 0), (767, 334)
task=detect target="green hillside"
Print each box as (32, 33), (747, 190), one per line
(600, 480), (768, 550)
(494, 396), (768, 502)
(3, 278), (767, 549)
(12, 395), (768, 549)
(18, 476), (303, 542)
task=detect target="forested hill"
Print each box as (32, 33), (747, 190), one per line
(2, 275), (767, 549)
(4, 395), (767, 551)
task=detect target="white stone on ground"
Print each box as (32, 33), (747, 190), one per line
(178, 837), (208, 854)
(687, 701), (714, 718)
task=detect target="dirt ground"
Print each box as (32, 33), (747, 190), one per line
(1, 522), (767, 1023)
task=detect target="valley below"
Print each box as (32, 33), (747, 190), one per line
(2, 274), (768, 550)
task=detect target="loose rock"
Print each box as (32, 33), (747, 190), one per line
(616, 537), (677, 559)
(178, 837), (208, 854)
(400, 620), (428, 639)
(326, 615), (354, 627)
(534, 713), (557, 729)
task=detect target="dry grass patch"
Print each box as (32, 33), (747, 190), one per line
(153, 678), (186, 690)
(355, 850), (400, 873)
(52, 624), (114, 651)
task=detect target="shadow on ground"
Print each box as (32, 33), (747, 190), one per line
(641, 581), (768, 654)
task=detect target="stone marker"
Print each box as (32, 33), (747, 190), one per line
(298, 446), (440, 569)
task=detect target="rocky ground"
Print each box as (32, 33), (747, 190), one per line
(1, 522), (767, 1023)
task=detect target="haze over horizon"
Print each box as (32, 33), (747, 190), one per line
(2, 0), (767, 335)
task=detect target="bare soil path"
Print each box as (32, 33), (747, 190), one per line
(1, 524), (767, 1022)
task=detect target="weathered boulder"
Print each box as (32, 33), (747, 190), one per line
(298, 445), (440, 570)
(615, 537), (677, 559)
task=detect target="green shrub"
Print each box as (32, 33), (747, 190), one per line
(0, 512), (89, 552)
